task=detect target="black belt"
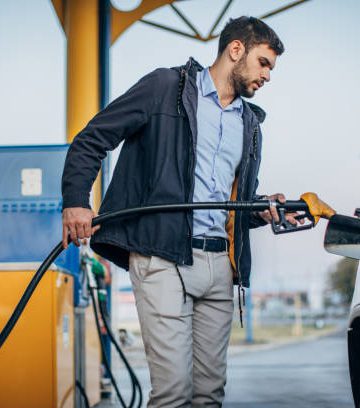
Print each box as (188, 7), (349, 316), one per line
(192, 237), (229, 252)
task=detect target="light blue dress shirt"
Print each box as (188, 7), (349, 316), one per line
(193, 67), (244, 238)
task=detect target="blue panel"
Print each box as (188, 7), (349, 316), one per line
(0, 145), (68, 201)
(0, 145), (84, 306)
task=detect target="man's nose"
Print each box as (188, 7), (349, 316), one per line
(261, 69), (270, 82)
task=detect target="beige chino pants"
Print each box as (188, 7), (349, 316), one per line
(129, 248), (234, 407)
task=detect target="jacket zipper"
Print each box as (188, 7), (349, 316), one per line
(237, 124), (257, 326)
(237, 157), (248, 327)
(185, 127), (196, 264)
(181, 61), (197, 265)
(252, 126), (258, 161)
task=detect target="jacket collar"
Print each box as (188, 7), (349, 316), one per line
(185, 56), (203, 75)
(245, 101), (266, 124)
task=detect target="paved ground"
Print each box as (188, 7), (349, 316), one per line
(224, 330), (353, 408)
(97, 329), (354, 407)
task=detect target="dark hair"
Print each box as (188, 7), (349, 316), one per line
(218, 16), (284, 56)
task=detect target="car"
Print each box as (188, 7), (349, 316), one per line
(349, 261), (360, 408)
(325, 209), (360, 407)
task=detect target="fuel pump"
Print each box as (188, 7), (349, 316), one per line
(0, 145), (101, 408)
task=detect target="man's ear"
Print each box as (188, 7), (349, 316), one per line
(228, 40), (246, 62)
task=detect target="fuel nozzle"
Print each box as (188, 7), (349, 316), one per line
(271, 206), (314, 235)
(91, 257), (106, 279)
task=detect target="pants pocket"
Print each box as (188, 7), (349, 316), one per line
(130, 253), (193, 317)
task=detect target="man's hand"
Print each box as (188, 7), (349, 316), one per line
(257, 193), (304, 226)
(62, 207), (100, 249)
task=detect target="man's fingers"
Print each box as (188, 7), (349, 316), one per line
(69, 225), (80, 247)
(84, 222), (92, 238)
(91, 225), (101, 235)
(276, 193), (286, 203)
(285, 215), (297, 225)
(62, 208), (95, 248)
(258, 210), (271, 223)
(264, 193), (286, 223)
(269, 205), (280, 223)
(267, 193), (286, 203)
(76, 224), (86, 240)
(62, 225), (69, 249)
(260, 203), (308, 227)
(264, 210), (272, 223)
(63, 223), (94, 249)
(64, 222), (96, 248)
(259, 208), (304, 225)
(286, 212), (306, 225)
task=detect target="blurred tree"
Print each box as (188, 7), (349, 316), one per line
(328, 258), (359, 305)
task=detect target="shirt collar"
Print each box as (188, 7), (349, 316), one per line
(199, 67), (243, 112)
(200, 67), (217, 97)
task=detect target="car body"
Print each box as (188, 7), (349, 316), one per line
(348, 261), (360, 407)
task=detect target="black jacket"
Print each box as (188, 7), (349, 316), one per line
(61, 58), (267, 287)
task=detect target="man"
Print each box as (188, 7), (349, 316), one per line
(62, 16), (301, 407)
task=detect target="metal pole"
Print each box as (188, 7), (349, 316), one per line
(99, 0), (111, 191)
(99, 0), (112, 390)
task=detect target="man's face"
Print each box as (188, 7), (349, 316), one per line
(231, 43), (277, 98)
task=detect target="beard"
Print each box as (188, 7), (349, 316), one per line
(230, 55), (256, 98)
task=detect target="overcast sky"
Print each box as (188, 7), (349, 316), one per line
(1, 0), (359, 299)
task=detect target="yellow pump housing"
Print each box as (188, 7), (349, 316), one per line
(0, 264), (74, 408)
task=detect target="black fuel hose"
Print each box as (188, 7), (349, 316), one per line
(0, 199), (308, 348)
(75, 380), (90, 408)
(98, 296), (143, 408)
(89, 286), (128, 407)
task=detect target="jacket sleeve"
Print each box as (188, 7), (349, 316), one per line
(61, 70), (158, 209)
(249, 179), (268, 229)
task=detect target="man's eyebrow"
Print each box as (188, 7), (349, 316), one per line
(260, 57), (274, 70)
